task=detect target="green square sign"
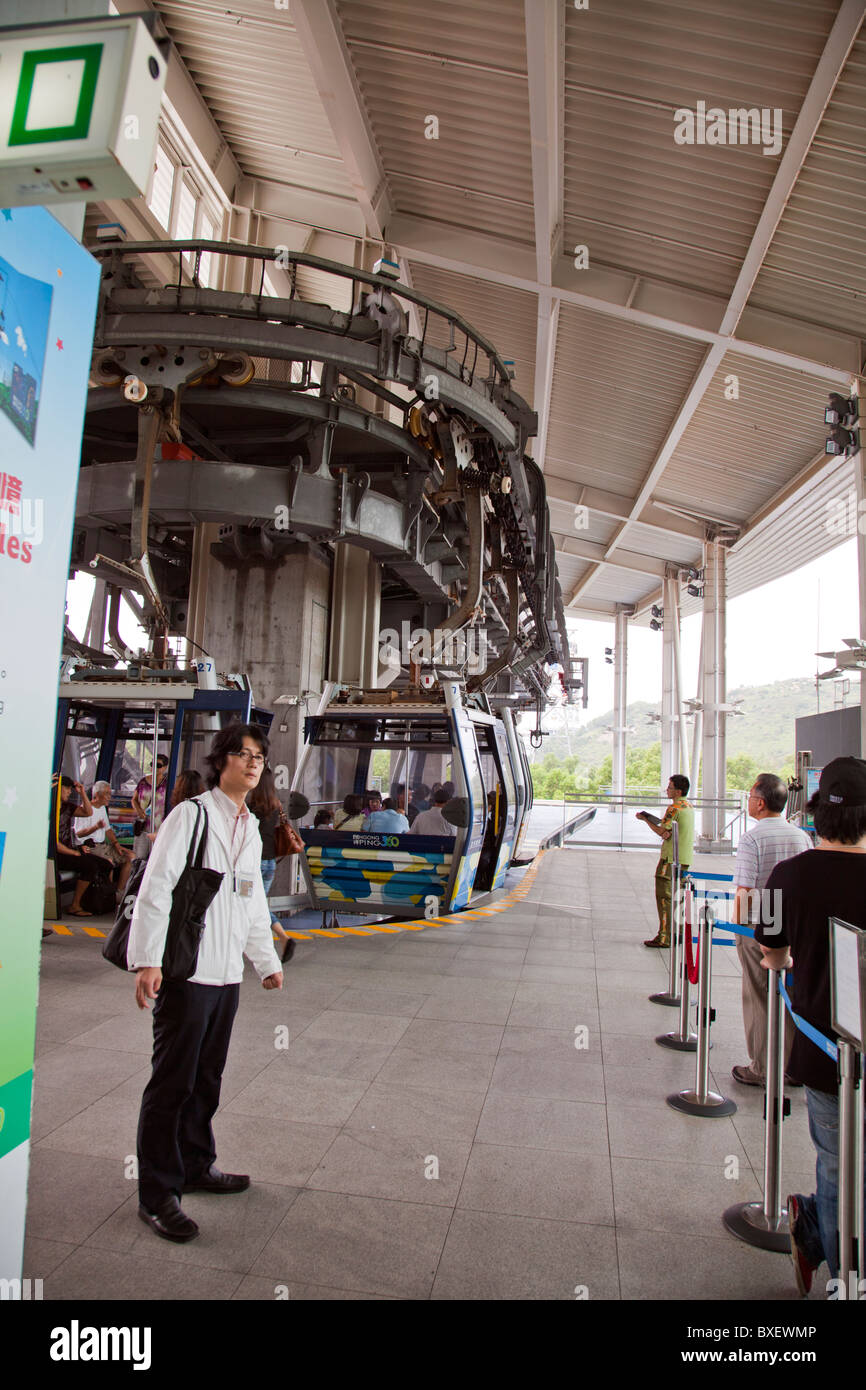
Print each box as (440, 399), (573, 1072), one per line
(9, 43), (103, 146)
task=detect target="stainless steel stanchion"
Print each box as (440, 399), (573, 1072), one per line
(668, 900), (736, 1117)
(723, 968), (790, 1250)
(657, 880), (698, 1051)
(650, 823), (681, 1009)
(837, 1041), (865, 1292)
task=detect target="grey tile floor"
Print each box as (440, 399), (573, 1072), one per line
(27, 849), (824, 1301)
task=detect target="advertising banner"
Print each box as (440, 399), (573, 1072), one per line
(0, 205), (100, 1280)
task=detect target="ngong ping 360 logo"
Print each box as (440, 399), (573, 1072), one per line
(379, 621), (489, 674)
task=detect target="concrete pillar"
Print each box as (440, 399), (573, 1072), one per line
(699, 533), (728, 846)
(327, 542), (382, 688)
(200, 542), (331, 780)
(611, 607), (628, 797)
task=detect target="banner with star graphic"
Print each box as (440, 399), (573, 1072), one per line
(0, 206), (100, 1281)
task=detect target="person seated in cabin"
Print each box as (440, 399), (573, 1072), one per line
(407, 782), (431, 826)
(334, 793), (366, 832)
(132, 754), (169, 832)
(73, 779), (134, 900)
(363, 797), (410, 834)
(50, 776), (109, 922)
(364, 789), (383, 816)
(390, 782), (407, 814)
(411, 786), (456, 837)
(313, 808), (334, 830)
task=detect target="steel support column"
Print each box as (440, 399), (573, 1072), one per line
(612, 606), (629, 798)
(660, 586), (675, 792)
(700, 534), (728, 845)
(667, 569), (689, 781)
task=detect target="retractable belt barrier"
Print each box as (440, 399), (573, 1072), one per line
(663, 872), (851, 1266)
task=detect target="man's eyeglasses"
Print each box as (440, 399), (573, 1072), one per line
(231, 750), (265, 765)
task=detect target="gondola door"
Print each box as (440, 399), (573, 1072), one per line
(443, 682), (487, 909)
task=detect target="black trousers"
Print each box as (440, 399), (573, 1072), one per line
(137, 978), (240, 1210)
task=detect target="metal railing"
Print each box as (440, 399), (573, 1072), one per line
(529, 792), (747, 851)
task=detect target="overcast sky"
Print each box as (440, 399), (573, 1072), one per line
(566, 537), (860, 726)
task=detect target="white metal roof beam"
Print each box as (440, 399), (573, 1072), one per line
(290, 0), (393, 241)
(388, 214), (857, 382)
(554, 536), (667, 578)
(567, 0), (866, 610)
(544, 476), (706, 542)
(524, 0), (563, 468)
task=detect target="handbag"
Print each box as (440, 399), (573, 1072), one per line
(274, 807), (304, 858)
(102, 800), (223, 979)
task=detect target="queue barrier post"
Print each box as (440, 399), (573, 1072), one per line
(649, 821), (682, 1009)
(837, 1040), (865, 1291)
(657, 879), (698, 1051)
(723, 968), (790, 1251)
(667, 897), (736, 1117)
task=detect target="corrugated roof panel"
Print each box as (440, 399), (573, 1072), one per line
(337, 0), (535, 245)
(727, 455), (856, 601)
(548, 497), (621, 548)
(407, 261), (537, 405)
(563, 0), (839, 297)
(748, 32), (866, 336)
(154, 0), (354, 200)
(545, 304), (707, 498)
(654, 354), (833, 525)
(622, 520), (704, 568)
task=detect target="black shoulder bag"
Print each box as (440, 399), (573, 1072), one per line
(103, 800), (224, 980)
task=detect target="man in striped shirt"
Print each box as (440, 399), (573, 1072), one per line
(731, 772), (812, 1088)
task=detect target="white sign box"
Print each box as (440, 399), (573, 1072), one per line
(0, 16), (166, 205)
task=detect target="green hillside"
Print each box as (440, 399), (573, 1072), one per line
(526, 677), (823, 794)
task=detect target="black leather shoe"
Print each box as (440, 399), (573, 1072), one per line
(184, 1165), (250, 1194)
(138, 1196), (199, 1243)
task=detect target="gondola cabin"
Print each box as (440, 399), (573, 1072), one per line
(294, 682), (528, 918)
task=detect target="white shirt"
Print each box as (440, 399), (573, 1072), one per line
(74, 804), (110, 843)
(735, 816), (813, 892)
(127, 789), (281, 985)
(411, 807), (455, 836)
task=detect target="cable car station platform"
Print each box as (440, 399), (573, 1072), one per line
(27, 847), (819, 1302)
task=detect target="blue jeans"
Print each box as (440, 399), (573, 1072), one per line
(790, 1087), (840, 1278)
(260, 858), (279, 928)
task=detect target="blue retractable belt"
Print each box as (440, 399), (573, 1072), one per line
(779, 974), (838, 1063)
(685, 872), (839, 1059)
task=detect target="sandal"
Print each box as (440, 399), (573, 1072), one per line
(69, 907), (94, 917)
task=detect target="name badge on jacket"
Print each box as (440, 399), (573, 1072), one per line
(233, 873), (255, 898)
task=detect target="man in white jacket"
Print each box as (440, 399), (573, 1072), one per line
(129, 723), (283, 1243)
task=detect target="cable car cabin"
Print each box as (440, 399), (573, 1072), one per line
(509, 718), (535, 862)
(295, 683), (528, 919)
(48, 673), (271, 917)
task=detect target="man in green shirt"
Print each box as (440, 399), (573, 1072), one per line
(637, 774), (694, 948)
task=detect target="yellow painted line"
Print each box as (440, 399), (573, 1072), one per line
(309, 929), (346, 938)
(49, 923), (73, 935)
(340, 928), (377, 936)
(357, 925), (403, 934)
(81, 926), (107, 938)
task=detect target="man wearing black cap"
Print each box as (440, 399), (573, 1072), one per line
(755, 756), (866, 1297)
